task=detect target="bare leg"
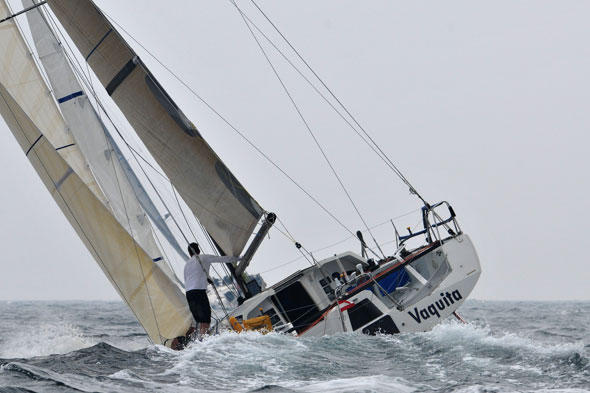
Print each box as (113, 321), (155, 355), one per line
(199, 322), (210, 336)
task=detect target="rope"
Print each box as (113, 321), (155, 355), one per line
(260, 207), (418, 275)
(99, 9), (377, 250)
(231, 0), (384, 259)
(16, 7), (169, 343)
(247, 0), (429, 206)
(0, 85), (159, 343)
(40, 6), (198, 252)
(197, 220), (242, 298)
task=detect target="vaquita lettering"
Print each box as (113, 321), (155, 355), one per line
(408, 290), (462, 323)
(408, 307), (421, 323)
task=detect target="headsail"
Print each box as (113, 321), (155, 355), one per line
(23, 0), (189, 267)
(0, 0), (103, 202)
(0, 82), (192, 344)
(47, 0), (264, 256)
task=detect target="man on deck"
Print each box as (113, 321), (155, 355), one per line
(184, 242), (240, 336)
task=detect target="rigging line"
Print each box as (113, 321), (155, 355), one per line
(172, 184), (239, 300)
(170, 184), (236, 307)
(172, 182), (239, 301)
(38, 6), (226, 336)
(83, 81), (166, 341)
(248, 0), (429, 206)
(15, 7), (168, 342)
(152, 227), (184, 288)
(44, 7), (197, 249)
(277, 207), (419, 255)
(231, 1), (384, 260)
(171, 185), (199, 243)
(228, 5), (386, 172)
(260, 207), (419, 274)
(41, 9), (165, 189)
(196, 220), (241, 298)
(41, 9), (170, 199)
(0, 0), (45, 24)
(99, 10), (366, 247)
(4, 1), (53, 97)
(272, 222), (315, 268)
(194, 254), (231, 323)
(275, 217), (296, 243)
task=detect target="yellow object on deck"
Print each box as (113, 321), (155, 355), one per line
(229, 315), (272, 333)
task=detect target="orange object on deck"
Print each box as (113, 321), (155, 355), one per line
(229, 315), (272, 333)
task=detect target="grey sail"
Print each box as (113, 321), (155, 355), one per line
(48, 0), (264, 256)
(24, 0), (189, 264)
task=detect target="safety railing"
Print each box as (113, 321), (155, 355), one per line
(399, 201), (461, 244)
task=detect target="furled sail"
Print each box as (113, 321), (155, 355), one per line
(23, 0), (189, 271)
(0, 0), (103, 202)
(0, 81), (192, 344)
(48, 0), (264, 256)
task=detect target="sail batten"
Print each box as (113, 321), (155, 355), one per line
(47, 0), (264, 256)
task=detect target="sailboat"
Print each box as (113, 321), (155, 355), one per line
(0, 0), (481, 348)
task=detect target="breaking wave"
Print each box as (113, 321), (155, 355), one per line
(0, 322), (95, 359)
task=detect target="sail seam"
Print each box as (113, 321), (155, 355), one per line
(25, 134), (43, 155)
(85, 28), (112, 60)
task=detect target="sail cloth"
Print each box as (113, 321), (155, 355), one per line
(0, 82), (193, 344)
(47, 0), (264, 256)
(23, 0), (189, 274)
(0, 0), (103, 203)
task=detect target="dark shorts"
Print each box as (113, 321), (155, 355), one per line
(186, 289), (211, 324)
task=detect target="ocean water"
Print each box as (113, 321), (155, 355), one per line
(0, 301), (587, 392)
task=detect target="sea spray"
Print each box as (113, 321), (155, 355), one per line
(0, 300), (588, 392)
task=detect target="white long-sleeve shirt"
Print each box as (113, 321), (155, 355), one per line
(184, 254), (239, 291)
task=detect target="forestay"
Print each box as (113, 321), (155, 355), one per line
(24, 0), (187, 279)
(0, 0), (103, 202)
(48, 0), (264, 256)
(0, 82), (193, 345)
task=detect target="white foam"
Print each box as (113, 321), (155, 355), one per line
(285, 375), (416, 393)
(419, 321), (584, 356)
(0, 322), (95, 358)
(452, 387), (590, 393)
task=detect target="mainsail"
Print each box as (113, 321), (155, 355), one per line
(48, 0), (264, 256)
(23, 0), (189, 268)
(0, 81), (192, 344)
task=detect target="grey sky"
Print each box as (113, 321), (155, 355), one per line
(0, 0), (588, 301)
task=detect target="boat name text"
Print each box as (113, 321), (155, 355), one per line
(407, 290), (463, 323)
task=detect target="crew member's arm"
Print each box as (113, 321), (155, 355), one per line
(210, 255), (241, 264)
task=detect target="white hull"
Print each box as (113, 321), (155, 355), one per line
(229, 229), (481, 337)
(301, 234), (481, 336)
